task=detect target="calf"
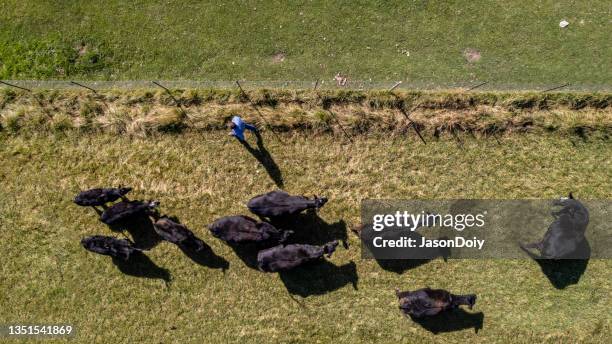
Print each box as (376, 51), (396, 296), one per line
(395, 287), (477, 318)
(154, 216), (206, 252)
(247, 190), (328, 219)
(257, 241), (338, 272)
(81, 235), (142, 261)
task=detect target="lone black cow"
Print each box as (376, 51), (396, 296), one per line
(247, 190), (328, 219)
(257, 241), (338, 272)
(520, 193), (590, 259)
(208, 215), (292, 245)
(395, 287), (477, 318)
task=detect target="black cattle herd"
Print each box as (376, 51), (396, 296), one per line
(74, 187), (590, 322)
(76, 188), (339, 271)
(74, 187), (476, 319)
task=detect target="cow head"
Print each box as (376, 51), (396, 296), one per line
(314, 196), (328, 209)
(147, 200), (160, 209)
(119, 187), (133, 195)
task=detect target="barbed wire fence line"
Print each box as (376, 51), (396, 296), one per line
(0, 79), (607, 92)
(1, 79), (609, 148)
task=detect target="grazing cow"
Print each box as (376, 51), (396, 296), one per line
(395, 287), (477, 318)
(74, 187), (132, 207)
(208, 215), (292, 244)
(100, 200), (160, 225)
(257, 241), (338, 272)
(247, 190), (328, 219)
(153, 216), (206, 252)
(520, 193), (589, 259)
(81, 235), (142, 261)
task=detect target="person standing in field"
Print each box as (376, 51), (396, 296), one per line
(226, 115), (283, 187)
(228, 115), (258, 142)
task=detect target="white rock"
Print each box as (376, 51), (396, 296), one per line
(559, 20), (569, 28)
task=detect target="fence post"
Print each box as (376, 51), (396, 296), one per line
(235, 80), (285, 144)
(152, 81), (189, 120)
(541, 84), (569, 93)
(388, 81), (402, 92)
(466, 81), (488, 91)
(70, 80), (97, 94)
(0, 80), (52, 119)
(388, 84), (426, 145)
(327, 110), (353, 143)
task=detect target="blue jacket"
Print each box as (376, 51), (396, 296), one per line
(231, 116), (257, 141)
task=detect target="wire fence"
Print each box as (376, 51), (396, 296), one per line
(0, 80), (610, 92)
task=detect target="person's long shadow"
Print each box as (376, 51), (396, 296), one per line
(409, 309), (484, 334)
(239, 131), (284, 188)
(111, 252), (171, 283)
(270, 210), (349, 249)
(527, 240), (591, 289)
(105, 213), (163, 250)
(278, 260), (358, 297)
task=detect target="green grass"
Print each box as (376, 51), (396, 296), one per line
(0, 1), (610, 86)
(0, 131), (610, 343)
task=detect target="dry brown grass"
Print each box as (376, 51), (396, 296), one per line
(1, 89), (610, 137)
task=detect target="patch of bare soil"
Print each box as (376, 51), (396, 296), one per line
(334, 73), (348, 86)
(271, 52), (286, 63)
(463, 48), (481, 63)
(76, 43), (89, 57)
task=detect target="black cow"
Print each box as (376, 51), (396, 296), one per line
(100, 200), (160, 225)
(81, 235), (142, 261)
(520, 193), (590, 259)
(74, 187), (132, 207)
(247, 190), (328, 219)
(257, 241), (338, 272)
(208, 215), (292, 245)
(153, 216), (207, 252)
(395, 287), (477, 318)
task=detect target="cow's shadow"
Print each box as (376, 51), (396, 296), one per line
(111, 252), (171, 283)
(278, 260), (358, 297)
(525, 239), (591, 289)
(239, 131), (284, 188)
(104, 213), (163, 250)
(356, 226), (449, 274)
(180, 244), (229, 271)
(226, 242), (263, 270)
(409, 309), (484, 334)
(163, 216), (230, 271)
(270, 210), (349, 249)
(375, 259), (438, 274)
(535, 259), (590, 289)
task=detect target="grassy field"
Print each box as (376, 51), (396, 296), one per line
(0, 1), (611, 342)
(0, 0), (610, 87)
(0, 130), (610, 343)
